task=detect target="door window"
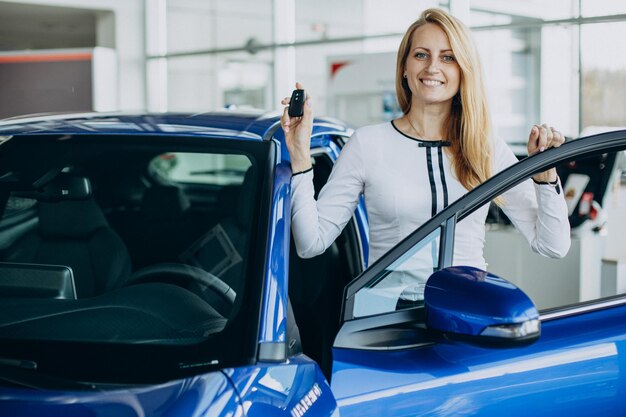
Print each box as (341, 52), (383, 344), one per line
(353, 227), (441, 318)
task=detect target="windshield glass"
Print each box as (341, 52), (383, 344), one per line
(0, 134), (270, 384)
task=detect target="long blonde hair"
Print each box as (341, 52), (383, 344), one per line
(396, 8), (493, 193)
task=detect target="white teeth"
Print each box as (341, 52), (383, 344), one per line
(422, 79), (443, 86)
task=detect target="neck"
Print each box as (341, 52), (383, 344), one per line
(405, 101), (452, 140)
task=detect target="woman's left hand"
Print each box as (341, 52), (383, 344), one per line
(527, 123), (565, 182)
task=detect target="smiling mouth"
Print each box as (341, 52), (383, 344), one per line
(421, 79), (444, 87)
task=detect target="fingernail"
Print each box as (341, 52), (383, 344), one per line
(540, 146), (545, 152)
(532, 126), (538, 132)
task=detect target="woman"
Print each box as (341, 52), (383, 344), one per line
(281, 8), (570, 299)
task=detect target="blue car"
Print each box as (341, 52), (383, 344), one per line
(0, 111), (625, 416)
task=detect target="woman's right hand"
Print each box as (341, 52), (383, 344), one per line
(281, 82), (313, 173)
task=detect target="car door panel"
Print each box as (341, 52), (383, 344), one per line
(332, 302), (626, 416)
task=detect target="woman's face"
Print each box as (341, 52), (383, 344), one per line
(404, 23), (461, 108)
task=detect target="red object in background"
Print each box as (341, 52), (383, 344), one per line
(330, 61), (351, 79)
(578, 192), (598, 219)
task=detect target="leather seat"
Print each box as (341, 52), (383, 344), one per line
(190, 168), (255, 297)
(2, 175), (131, 298)
(130, 184), (193, 268)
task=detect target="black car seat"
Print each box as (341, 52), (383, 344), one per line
(180, 167), (255, 300)
(130, 184), (193, 268)
(1, 174), (131, 298)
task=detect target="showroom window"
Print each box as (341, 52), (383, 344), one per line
(145, 0), (626, 140)
(581, 21), (626, 134)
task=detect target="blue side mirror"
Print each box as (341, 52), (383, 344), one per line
(424, 266), (540, 345)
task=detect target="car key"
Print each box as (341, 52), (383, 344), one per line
(288, 89), (305, 117)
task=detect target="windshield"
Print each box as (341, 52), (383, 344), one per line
(0, 134), (271, 385)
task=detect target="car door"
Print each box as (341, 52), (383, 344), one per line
(330, 129), (626, 417)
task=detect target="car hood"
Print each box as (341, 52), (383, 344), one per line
(0, 370), (240, 416)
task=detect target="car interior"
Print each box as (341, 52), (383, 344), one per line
(0, 133), (366, 383)
(0, 135), (268, 351)
(288, 148), (364, 380)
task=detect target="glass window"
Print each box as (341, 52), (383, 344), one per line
(581, 22), (626, 134)
(581, 0), (626, 17)
(1, 196), (36, 219)
(353, 227), (441, 318)
(149, 152), (252, 185)
(0, 134), (269, 383)
(295, 0), (364, 42)
(166, 52), (273, 112)
(166, 0), (272, 54)
(473, 26), (541, 145)
(483, 149), (626, 311)
(471, 1), (579, 21)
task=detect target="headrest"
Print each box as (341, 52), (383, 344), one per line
(36, 173), (92, 202)
(237, 168), (256, 228)
(141, 185), (191, 220)
(38, 198), (110, 239)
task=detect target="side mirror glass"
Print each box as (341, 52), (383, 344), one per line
(424, 266), (540, 345)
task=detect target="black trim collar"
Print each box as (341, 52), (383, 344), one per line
(390, 120), (451, 147)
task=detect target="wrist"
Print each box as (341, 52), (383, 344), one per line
(290, 159), (312, 173)
(288, 147), (311, 172)
(532, 169), (557, 183)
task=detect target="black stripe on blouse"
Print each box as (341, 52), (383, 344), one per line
(437, 146), (449, 208)
(425, 147), (437, 217)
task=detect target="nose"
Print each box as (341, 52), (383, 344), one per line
(426, 59), (440, 74)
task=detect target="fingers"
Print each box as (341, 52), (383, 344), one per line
(303, 96), (313, 119)
(528, 123), (565, 155)
(280, 106), (291, 133)
(280, 82), (313, 135)
(537, 124), (551, 152)
(549, 126), (565, 148)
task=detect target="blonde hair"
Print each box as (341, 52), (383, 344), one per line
(396, 8), (494, 194)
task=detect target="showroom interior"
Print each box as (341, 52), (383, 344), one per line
(1, 0), (626, 312)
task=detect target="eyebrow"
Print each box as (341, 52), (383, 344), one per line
(413, 47), (454, 53)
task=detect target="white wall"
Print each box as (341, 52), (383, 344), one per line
(1, 0), (146, 112)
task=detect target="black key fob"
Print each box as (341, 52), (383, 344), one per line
(288, 89), (305, 117)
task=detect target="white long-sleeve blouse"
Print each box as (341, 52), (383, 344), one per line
(290, 121), (571, 271)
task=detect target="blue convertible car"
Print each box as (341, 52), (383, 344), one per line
(0, 111), (625, 416)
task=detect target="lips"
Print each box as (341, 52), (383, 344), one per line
(421, 79), (444, 86)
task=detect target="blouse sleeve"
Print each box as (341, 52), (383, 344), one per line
(290, 131), (366, 258)
(495, 139), (571, 258)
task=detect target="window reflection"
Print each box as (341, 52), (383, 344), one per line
(353, 228), (441, 318)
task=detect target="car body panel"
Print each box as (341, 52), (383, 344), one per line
(332, 303), (626, 416)
(0, 111), (276, 140)
(0, 371), (242, 417)
(259, 160), (291, 347)
(226, 355), (337, 417)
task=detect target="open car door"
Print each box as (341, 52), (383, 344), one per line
(330, 129), (626, 417)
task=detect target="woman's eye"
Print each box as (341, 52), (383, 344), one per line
(415, 52), (429, 60)
(442, 55), (456, 62)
